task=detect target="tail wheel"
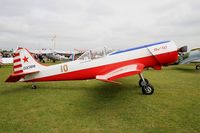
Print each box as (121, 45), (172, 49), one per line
(196, 65), (200, 70)
(142, 84), (154, 95)
(139, 78), (149, 87)
(31, 84), (37, 89)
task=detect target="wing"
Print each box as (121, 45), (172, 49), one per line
(96, 63), (144, 83)
(30, 49), (53, 54)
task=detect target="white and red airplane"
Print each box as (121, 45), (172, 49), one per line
(5, 41), (178, 95)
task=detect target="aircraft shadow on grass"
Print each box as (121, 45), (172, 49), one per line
(0, 84), (33, 95)
(0, 80), (143, 115)
(89, 81), (138, 97)
(171, 66), (199, 73)
(0, 79), (139, 98)
(71, 81), (145, 116)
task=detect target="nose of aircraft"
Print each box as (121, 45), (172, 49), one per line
(156, 50), (179, 66)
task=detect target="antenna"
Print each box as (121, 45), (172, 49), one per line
(52, 34), (56, 49)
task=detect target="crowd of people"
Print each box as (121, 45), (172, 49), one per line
(0, 51), (13, 58)
(32, 54), (46, 63)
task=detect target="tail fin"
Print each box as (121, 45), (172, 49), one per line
(6, 47), (45, 82)
(13, 47), (45, 74)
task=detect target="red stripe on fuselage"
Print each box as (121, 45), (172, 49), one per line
(26, 51), (178, 82)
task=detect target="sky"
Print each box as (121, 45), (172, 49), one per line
(0, 0), (200, 50)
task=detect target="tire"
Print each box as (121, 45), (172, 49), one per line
(31, 85), (37, 89)
(139, 78), (149, 87)
(142, 84), (154, 95)
(196, 65), (200, 70)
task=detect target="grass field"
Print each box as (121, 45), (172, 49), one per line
(0, 64), (200, 133)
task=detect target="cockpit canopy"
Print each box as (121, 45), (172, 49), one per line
(77, 47), (114, 60)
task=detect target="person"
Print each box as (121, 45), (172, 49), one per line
(0, 52), (2, 67)
(38, 54), (43, 62)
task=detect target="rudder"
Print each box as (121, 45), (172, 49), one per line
(13, 47), (45, 75)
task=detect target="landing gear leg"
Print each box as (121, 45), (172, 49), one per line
(31, 83), (37, 89)
(138, 73), (154, 95)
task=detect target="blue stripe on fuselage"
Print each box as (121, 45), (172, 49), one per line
(110, 40), (170, 55)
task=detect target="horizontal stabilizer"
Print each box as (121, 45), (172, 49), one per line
(5, 71), (39, 82)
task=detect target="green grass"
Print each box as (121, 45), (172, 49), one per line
(0, 64), (200, 133)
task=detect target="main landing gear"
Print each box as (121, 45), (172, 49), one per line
(138, 73), (154, 95)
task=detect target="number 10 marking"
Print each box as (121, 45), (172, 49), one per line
(61, 64), (68, 72)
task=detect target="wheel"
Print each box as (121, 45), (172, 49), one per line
(196, 65), (200, 70)
(31, 84), (37, 89)
(142, 84), (154, 95)
(139, 78), (149, 87)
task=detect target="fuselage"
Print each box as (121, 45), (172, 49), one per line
(24, 41), (178, 82)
